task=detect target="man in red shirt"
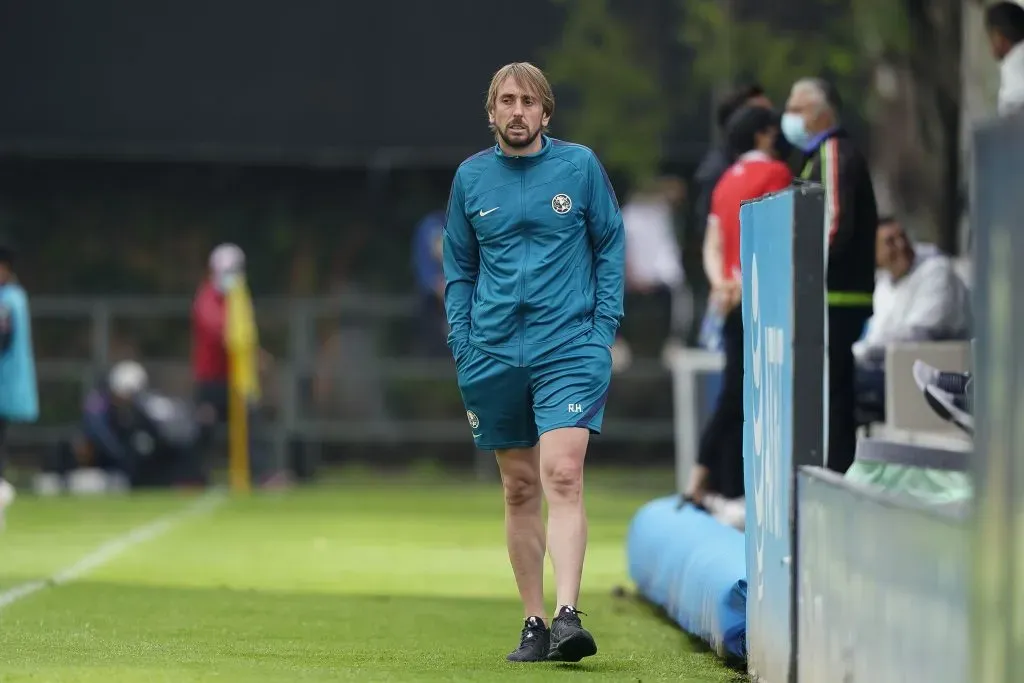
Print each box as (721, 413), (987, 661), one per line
(191, 244), (278, 486)
(686, 106), (792, 509)
(192, 245), (237, 389)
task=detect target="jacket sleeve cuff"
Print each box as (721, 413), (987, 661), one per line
(592, 320), (617, 347)
(447, 332), (469, 355)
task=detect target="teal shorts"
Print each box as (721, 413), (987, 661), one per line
(454, 330), (613, 451)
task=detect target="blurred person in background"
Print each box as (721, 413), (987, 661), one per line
(784, 77), (878, 474)
(615, 175), (687, 370)
(0, 245), (38, 529)
(683, 106), (792, 523)
(192, 243), (282, 489)
(443, 62), (623, 664)
(986, 1), (1024, 115)
(853, 217), (971, 420)
(39, 361), (200, 492)
(688, 84), (774, 346)
(411, 208), (449, 357)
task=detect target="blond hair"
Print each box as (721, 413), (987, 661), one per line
(485, 62), (555, 130)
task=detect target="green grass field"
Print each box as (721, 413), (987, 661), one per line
(0, 468), (740, 682)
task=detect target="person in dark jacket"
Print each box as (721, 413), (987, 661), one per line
(782, 77), (879, 474)
(688, 84), (775, 345)
(410, 209), (449, 357)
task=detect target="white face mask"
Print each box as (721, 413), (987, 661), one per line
(215, 272), (240, 292)
(780, 112), (813, 151)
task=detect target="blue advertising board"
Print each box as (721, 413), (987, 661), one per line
(742, 191), (795, 681)
(741, 187), (826, 683)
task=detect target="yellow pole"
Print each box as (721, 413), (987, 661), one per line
(227, 379), (251, 494)
(224, 276), (256, 494)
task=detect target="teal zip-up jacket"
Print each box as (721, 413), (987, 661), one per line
(442, 135), (625, 367)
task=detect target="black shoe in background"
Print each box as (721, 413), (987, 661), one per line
(925, 384), (975, 435)
(546, 606), (597, 662)
(506, 616), (550, 662)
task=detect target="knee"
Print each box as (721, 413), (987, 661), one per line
(542, 460), (584, 502)
(502, 473), (541, 508)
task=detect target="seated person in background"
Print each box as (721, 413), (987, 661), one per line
(42, 361), (200, 490)
(853, 217), (971, 419)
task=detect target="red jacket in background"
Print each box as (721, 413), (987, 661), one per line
(191, 281), (227, 382)
(709, 151), (792, 280)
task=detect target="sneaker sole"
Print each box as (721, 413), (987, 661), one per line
(924, 387), (954, 422)
(547, 631), (597, 663)
(925, 386), (974, 436)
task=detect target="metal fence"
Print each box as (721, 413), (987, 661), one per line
(13, 295), (678, 469)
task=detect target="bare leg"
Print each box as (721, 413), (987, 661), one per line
(496, 445), (546, 621)
(538, 427), (590, 614)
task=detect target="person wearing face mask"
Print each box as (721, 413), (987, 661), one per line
(782, 78), (879, 475)
(985, 1), (1024, 115)
(191, 244), (279, 488)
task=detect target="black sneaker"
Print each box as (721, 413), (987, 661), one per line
(913, 360), (971, 396)
(925, 383), (974, 435)
(506, 616), (550, 662)
(546, 606), (597, 662)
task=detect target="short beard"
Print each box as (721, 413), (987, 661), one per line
(497, 124), (540, 150)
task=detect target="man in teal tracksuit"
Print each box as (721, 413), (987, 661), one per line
(443, 62), (625, 664)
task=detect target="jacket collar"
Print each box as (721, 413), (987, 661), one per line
(494, 134), (552, 167)
(802, 126), (847, 157)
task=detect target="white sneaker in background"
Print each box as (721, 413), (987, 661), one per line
(912, 359), (941, 393)
(0, 479), (16, 532)
(702, 493), (746, 531)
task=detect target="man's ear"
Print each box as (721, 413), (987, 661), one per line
(541, 113), (551, 129)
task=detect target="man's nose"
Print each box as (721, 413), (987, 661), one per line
(511, 99), (525, 116)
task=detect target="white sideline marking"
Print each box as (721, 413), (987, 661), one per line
(0, 490), (225, 611)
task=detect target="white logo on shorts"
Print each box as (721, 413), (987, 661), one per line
(567, 403), (583, 414)
(551, 194), (572, 215)
(467, 411), (480, 429)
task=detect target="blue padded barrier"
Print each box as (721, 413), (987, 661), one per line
(627, 495), (747, 658)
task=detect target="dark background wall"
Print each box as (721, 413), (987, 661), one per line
(0, 0), (569, 165)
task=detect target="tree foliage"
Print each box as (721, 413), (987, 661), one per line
(679, 0), (910, 121)
(542, 0), (669, 189)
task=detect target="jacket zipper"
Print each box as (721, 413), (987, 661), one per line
(518, 170), (527, 367)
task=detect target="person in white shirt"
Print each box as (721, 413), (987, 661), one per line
(853, 217), (971, 418)
(986, 2), (1024, 116)
(615, 176), (687, 369)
